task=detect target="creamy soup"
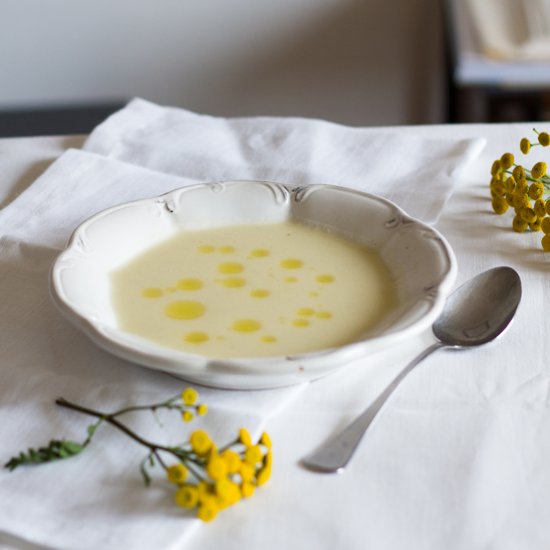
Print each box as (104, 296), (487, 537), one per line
(110, 220), (397, 358)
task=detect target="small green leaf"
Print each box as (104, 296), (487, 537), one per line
(63, 441), (83, 455)
(87, 424), (98, 437)
(4, 439), (85, 471)
(57, 441), (83, 458)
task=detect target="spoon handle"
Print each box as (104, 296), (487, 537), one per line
(302, 341), (445, 473)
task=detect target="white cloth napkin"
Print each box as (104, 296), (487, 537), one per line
(84, 98), (485, 224)
(0, 100), (484, 550)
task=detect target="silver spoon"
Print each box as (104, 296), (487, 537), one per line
(302, 266), (522, 473)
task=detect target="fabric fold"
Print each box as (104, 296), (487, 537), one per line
(83, 98), (486, 224)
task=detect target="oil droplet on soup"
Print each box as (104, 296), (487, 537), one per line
(316, 274), (335, 284)
(142, 288), (164, 298)
(221, 276), (246, 288)
(232, 319), (261, 332)
(280, 258), (303, 269)
(250, 248), (270, 258)
(184, 331), (209, 344)
(176, 278), (203, 291)
(218, 262), (244, 274)
(316, 310), (333, 319)
(250, 288), (270, 298)
(111, 220), (397, 358)
(164, 300), (205, 320)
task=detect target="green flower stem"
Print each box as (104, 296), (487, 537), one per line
(106, 394), (182, 417)
(107, 402), (179, 417)
(55, 397), (189, 468)
(506, 168), (550, 186)
(153, 449), (168, 469)
(217, 438), (240, 454)
(180, 458), (207, 482)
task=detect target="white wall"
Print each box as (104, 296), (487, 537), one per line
(0, 0), (445, 126)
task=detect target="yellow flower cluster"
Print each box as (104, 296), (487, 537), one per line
(5, 386), (271, 525)
(166, 427), (272, 522)
(490, 129), (550, 251)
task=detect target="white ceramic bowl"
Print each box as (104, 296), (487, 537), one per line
(50, 180), (456, 389)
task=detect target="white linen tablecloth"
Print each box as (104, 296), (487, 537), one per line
(1, 103), (549, 550)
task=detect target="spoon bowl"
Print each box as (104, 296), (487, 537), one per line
(302, 266), (522, 473)
(433, 266), (521, 347)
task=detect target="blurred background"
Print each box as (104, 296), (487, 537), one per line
(1, 0), (549, 137)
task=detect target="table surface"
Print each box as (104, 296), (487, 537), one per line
(2, 123), (550, 550)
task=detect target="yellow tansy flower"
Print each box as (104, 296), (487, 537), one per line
(500, 152), (514, 169)
(189, 430), (213, 455)
(520, 207), (537, 224)
(260, 432), (272, 449)
(239, 427), (252, 447)
(221, 449), (242, 474)
(175, 484), (199, 509)
(491, 197), (508, 215)
(256, 464), (272, 487)
(512, 215), (528, 233)
(241, 481), (256, 498)
(530, 219), (542, 232)
(504, 176), (516, 193)
(197, 501), (219, 522)
(515, 178), (529, 195)
(541, 217), (550, 234)
(528, 182), (544, 200)
(181, 387), (199, 406)
(239, 462), (255, 483)
(205, 443), (218, 461)
(181, 410), (194, 423)
(512, 193), (529, 210)
(166, 463), (188, 484)
(197, 481), (216, 503)
(513, 165), (526, 180)
(206, 456), (228, 480)
(197, 404), (208, 416)
(535, 199), (546, 218)
(532, 161), (547, 179)
(490, 178), (506, 197)
(244, 445), (263, 466)
(542, 233), (550, 251)
(215, 478), (241, 506)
